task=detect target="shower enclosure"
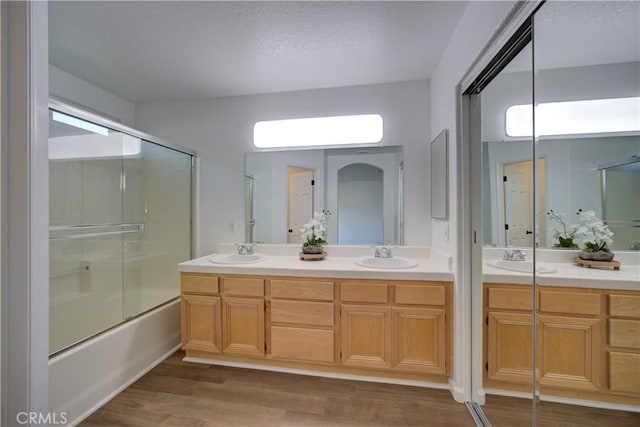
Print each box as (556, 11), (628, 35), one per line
(49, 101), (194, 355)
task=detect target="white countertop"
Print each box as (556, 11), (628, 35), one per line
(482, 248), (640, 291)
(178, 244), (454, 281)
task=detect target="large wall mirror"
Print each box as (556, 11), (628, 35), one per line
(245, 146), (403, 245)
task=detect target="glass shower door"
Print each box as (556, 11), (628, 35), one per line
(49, 108), (193, 354)
(122, 140), (192, 318)
(49, 110), (134, 353)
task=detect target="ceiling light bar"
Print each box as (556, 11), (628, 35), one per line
(52, 111), (110, 136)
(253, 114), (383, 149)
(506, 97), (640, 138)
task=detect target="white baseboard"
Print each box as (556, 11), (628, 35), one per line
(448, 378), (468, 403)
(184, 356), (451, 391)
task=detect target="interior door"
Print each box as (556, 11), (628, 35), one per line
(287, 167), (314, 243)
(503, 161), (534, 247)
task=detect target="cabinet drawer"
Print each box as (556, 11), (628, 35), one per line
(609, 352), (640, 394)
(270, 280), (334, 301)
(609, 319), (640, 349)
(271, 300), (334, 326)
(609, 294), (640, 318)
(181, 274), (219, 294)
(539, 290), (600, 316)
(487, 286), (532, 311)
(341, 282), (388, 303)
(395, 283), (445, 306)
(270, 326), (335, 363)
(222, 277), (264, 297)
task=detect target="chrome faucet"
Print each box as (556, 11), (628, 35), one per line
(503, 249), (526, 261)
(236, 243), (255, 255)
(374, 246), (393, 258)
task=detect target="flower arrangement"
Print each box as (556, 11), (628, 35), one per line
(547, 210), (580, 248)
(301, 210), (331, 251)
(576, 209), (614, 255)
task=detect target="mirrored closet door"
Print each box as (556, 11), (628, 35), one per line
(469, 1), (639, 425)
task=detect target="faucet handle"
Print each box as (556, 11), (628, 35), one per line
(374, 245), (393, 258)
(236, 243), (255, 255)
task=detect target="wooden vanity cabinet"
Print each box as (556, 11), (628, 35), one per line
(269, 279), (337, 364)
(181, 273), (452, 383)
(484, 283), (640, 405)
(220, 277), (265, 357)
(485, 285), (535, 384)
(341, 281), (450, 375)
(180, 273), (222, 353)
(537, 288), (601, 392)
(607, 292), (640, 395)
(341, 282), (392, 369)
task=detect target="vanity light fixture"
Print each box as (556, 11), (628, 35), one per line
(506, 96), (640, 137)
(253, 114), (383, 149)
(52, 111), (110, 136)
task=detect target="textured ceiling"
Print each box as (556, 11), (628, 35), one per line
(49, 1), (468, 103)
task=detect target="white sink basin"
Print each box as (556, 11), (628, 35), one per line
(355, 257), (417, 269)
(209, 253), (264, 264)
(487, 260), (556, 274)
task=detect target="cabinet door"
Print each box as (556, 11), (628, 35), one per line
(538, 315), (601, 391)
(181, 294), (221, 353)
(222, 297), (265, 357)
(487, 312), (534, 384)
(392, 307), (446, 374)
(341, 305), (391, 369)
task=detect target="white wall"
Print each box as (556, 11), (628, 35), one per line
(135, 80), (431, 255)
(429, 0), (519, 402)
(50, 65), (136, 127)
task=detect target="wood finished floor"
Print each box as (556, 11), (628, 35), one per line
(81, 351), (640, 427)
(483, 394), (640, 427)
(81, 351), (474, 427)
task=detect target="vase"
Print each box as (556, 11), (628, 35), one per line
(578, 251), (614, 262)
(302, 245), (323, 254)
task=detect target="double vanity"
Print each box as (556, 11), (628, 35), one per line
(178, 244), (454, 386)
(178, 244), (640, 407)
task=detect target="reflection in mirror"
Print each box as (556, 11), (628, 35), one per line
(245, 146), (403, 245)
(531, 1), (639, 252)
(481, 18), (640, 250)
(338, 164), (383, 244)
(601, 157), (640, 250)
